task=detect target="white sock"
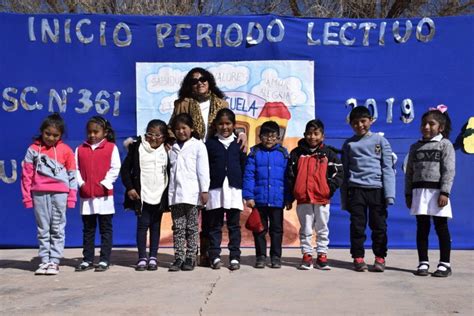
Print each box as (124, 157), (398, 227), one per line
(438, 262), (451, 271)
(419, 261), (429, 270)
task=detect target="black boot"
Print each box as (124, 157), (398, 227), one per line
(181, 258), (196, 271)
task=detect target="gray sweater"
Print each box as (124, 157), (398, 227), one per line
(405, 136), (455, 196)
(342, 132), (396, 202)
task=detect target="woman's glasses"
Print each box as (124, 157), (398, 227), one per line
(145, 132), (163, 139)
(190, 77), (208, 85)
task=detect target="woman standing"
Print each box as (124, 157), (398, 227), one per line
(169, 67), (246, 266)
(170, 67), (229, 141)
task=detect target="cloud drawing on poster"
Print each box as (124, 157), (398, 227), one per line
(159, 93), (178, 114)
(146, 67), (186, 93)
(251, 69), (306, 106)
(208, 64), (250, 90)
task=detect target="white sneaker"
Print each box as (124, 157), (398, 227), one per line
(94, 261), (109, 272)
(35, 262), (50, 275)
(45, 263), (59, 275)
(229, 259), (240, 271)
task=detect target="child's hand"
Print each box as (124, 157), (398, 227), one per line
(200, 192), (209, 206)
(127, 189), (140, 201)
(246, 199), (255, 208)
(405, 195), (412, 209)
(438, 195), (449, 207)
(285, 203), (293, 210)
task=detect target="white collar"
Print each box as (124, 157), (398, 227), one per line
(421, 134), (443, 142)
(141, 137), (164, 153)
(91, 138), (106, 150)
(217, 133), (236, 141)
(217, 133), (236, 148)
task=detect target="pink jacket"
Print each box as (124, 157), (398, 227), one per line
(21, 139), (77, 208)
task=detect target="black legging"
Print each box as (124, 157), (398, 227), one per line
(416, 215), (451, 263)
(137, 202), (163, 259)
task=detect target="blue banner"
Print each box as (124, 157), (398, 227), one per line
(0, 13), (472, 248)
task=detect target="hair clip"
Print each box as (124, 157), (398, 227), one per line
(429, 104), (448, 113)
(93, 116), (108, 126)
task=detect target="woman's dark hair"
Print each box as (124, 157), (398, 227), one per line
(36, 112), (66, 140)
(171, 113), (200, 139)
(178, 67), (225, 99)
(146, 119), (168, 141)
(87, 116), (116, 142)
(305, 119), (325, 134)
(421, 109), (452, 138)
(214, 108), (236, 125)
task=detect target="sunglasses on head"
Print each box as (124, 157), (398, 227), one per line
(190, 77), (208, 85)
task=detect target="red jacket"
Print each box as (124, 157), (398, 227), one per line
(77, 140), (115, 199)
(287, 140), (343, 205)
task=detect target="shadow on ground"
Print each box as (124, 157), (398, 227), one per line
(0, 249), (416, 274)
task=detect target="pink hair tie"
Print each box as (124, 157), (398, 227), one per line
(429, 104), (448, 113)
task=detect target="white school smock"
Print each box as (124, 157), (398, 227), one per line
(168, 137), (210, 207)
(410, 188), (452, 218)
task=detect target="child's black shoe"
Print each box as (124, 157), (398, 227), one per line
(271, 256), (282, 269)
(414, 263), (429, 276)
(229, 259), (240, 271)
(210, 258), (222, 270)
(135, 258), (147, 272)
(181, 258), (195, 271)
(432, 263), (452, 277)
(147, 257), (158, 271)
(168, 259), (183, 272)
(94, 261), (109, 272)
(254, 256), (266, 269)
(75, 261), (93, 272)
